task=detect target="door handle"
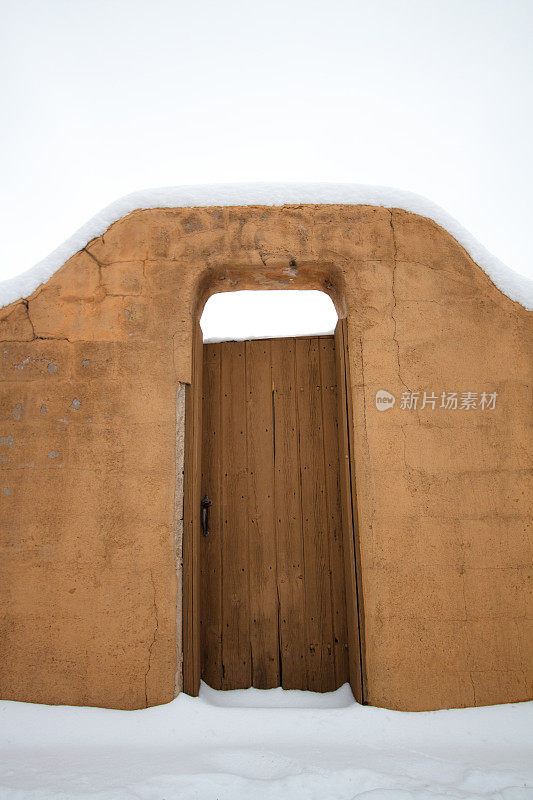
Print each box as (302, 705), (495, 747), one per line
(201, 495), (212, 536)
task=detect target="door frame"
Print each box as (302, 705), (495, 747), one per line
(334, 318), (366, 703)
(182, 320), (203, 695)
(182, 318), (365, 701)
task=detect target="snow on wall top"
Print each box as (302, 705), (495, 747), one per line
(1, 182), (531, 310)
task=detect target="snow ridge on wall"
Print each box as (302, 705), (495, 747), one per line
(1, 183), (531, 310)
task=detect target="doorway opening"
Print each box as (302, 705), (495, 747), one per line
(200, 289), (338, 342)
(184, 290), (364, 701)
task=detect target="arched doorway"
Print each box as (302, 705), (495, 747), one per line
(183, 290), (364, 701)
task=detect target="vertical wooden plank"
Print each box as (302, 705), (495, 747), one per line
(200, 344), (222, 688)
(245, 339), (279, 687)
(319, 336), (350, 687)
(271, 338), (308, 689)
(220, 342), (251, 688)
(295, 337), (336, 691)
(183, 320), (203, 696)
(334, 319), (364, 702)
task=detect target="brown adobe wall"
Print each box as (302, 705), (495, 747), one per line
(0, 203), (531, 711)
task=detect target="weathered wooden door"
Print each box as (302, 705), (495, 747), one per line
(200, 334), (359, 693)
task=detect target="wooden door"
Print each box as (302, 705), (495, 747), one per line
(199, 334), (360, 693)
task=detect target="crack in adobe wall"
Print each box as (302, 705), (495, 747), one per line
(359, 336), (368, 443)
(358, 336), (376, 546)
(21, 300), (36, 339)
(82, 247), (103, 284)
(80, 248), (142, 299)
(19, 294), (75, 343)
(389, 211), (409, 391)
(400, 424), (408, 472)
(460, 574), (477, 706)
(144, 569), (159, 707)
(10, 299), (75, 343)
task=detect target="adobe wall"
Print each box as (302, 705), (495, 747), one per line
(0, 204), (531, 711)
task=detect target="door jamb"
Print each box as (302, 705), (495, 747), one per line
(334, 318), (366, 703)
(182, 320), (203, 696)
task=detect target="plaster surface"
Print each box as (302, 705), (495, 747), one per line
(0, 204), (531, 710)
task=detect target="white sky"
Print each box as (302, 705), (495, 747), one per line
(1, 0), (532, 294)
(201, 290), (338, 341)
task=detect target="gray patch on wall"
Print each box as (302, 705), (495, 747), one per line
(174, 382), (186, 697)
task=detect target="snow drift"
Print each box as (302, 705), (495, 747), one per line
(0, 684), (531, 800)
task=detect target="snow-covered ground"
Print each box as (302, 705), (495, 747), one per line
(0, 683), (531, 800)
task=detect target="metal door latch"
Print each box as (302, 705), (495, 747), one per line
(201, 495), (212, 536)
